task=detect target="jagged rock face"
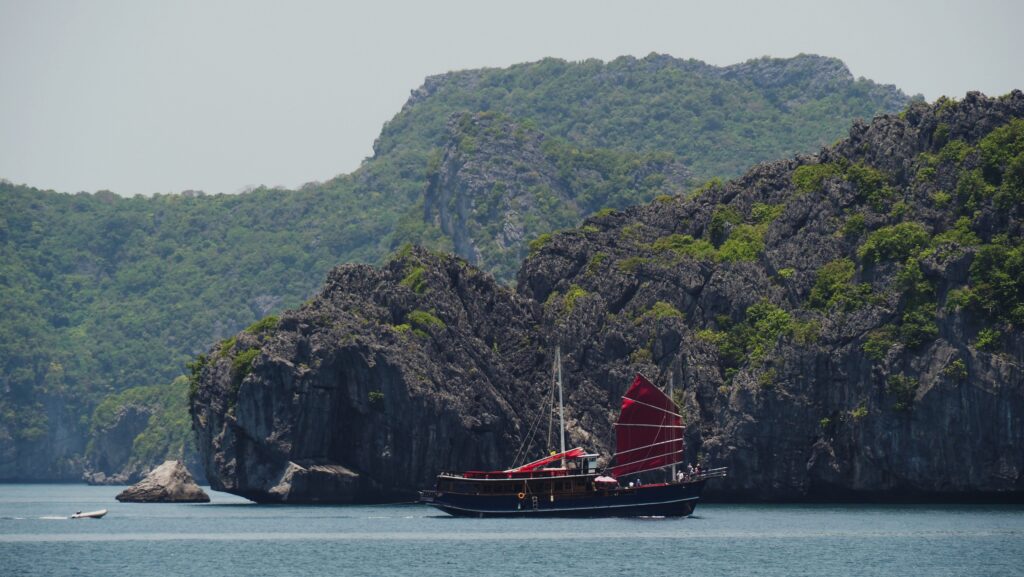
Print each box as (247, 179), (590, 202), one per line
(424, 112), (689, 281)
(0, 393), (84, 481)
(191, 250), (549, 503)
(115, 460), (209, 503)
(194, 92), (1024, 502)
(424, 113), (559, 267)
(519, 91), (1024, 500)
(716, 54), (906, 109)
(82, 403), (206, 486)
(82, 405), (152, 485)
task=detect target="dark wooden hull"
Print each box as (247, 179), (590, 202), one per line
(420, 480), (706, 518)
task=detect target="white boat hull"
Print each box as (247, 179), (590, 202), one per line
(70, 509), (107, 519)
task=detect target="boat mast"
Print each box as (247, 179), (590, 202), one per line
(557, 346), (566, 467)
(669, 370), (676, 480)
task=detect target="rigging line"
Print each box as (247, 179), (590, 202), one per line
(510, 400), (531, 466)
(614, 449), (685, 471)
(613, 423), (686, 428)
(516, 354), (557, 468)
(618, 458), (687, 479)
(512, 405), (544, 469)
(511, 382), (550, 468)
(624, 405), (674, 472)
(620, 396), (684, 419)
(615, 447), (684, 466)
(520, 397), (551, 469)
(611, 438), (683, 457)
(545, 354), (555, 453)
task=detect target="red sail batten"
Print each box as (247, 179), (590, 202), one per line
(612, 374), (683, 477)
(506, 447), (587, 472)
(457, 448), (588, 479)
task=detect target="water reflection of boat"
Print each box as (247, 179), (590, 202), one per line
(420, 350), (726, 517)
(70, 509), (107, 519)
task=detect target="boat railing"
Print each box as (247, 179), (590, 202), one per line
(694, 467), (728, 481)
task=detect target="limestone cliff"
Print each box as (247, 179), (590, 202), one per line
(83, 404), (153, 485)
(190, 249), (546, 502)
(424, 112), (689, 281)
(82, 377), (205, 485)
(193, 92), (1024, 502)
(518, 91), (1024, 500)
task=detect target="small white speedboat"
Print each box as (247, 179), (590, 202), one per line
(70, 509), (107, 519)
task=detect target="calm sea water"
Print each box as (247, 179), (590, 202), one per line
(1, 484), (1022, 576)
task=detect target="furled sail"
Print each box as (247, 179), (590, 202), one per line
(505, 448), (586, 472)
(612, 374), (684, 477)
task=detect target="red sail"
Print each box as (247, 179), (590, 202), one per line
(612, 374), (684, 477)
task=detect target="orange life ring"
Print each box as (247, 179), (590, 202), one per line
(517, 492), (526, 500)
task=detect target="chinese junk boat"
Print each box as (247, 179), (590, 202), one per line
(420, 356), (726, 517)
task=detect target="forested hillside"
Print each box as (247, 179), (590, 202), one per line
(0, 53), (909, 480)
(381, 54), (908, 183)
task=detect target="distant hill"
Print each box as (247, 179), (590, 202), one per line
(0, 53), (909, 481)
(383, 53), (908, 185)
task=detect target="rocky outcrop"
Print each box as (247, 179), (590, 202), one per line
(0, 393), (85, 482)
(717, 54), (908, 109)
(193, 92), (1024, 503)
(82, 378), (206, 485)
(115, 460), (209, 503)
(83, 404), (153, 485)
(190, 248), (546, 503)
(518, 91), (1024, 501)
(424, 112), (688, 281)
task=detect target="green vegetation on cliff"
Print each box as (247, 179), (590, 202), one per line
(382, 54), (906, 186)
(0, 182), (375, 476)
(523, 91), (1023, 426)
(0, 53), (909, 479)
(86, 376), (195, 478)
(195, 93), (1024, 504)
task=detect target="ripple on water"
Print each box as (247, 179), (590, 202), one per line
(1, 485), (1022, 577)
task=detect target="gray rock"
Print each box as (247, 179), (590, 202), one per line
(115, 460), (210, 503)
(83, 405), (152, 485)
(193, 92), (1024, 503)
(82, 394), (207, 486)
(191, 249), (543, 503)
(423, 112), (689, 281)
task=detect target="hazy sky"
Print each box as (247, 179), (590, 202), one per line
(1, 0), (1021, 196)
